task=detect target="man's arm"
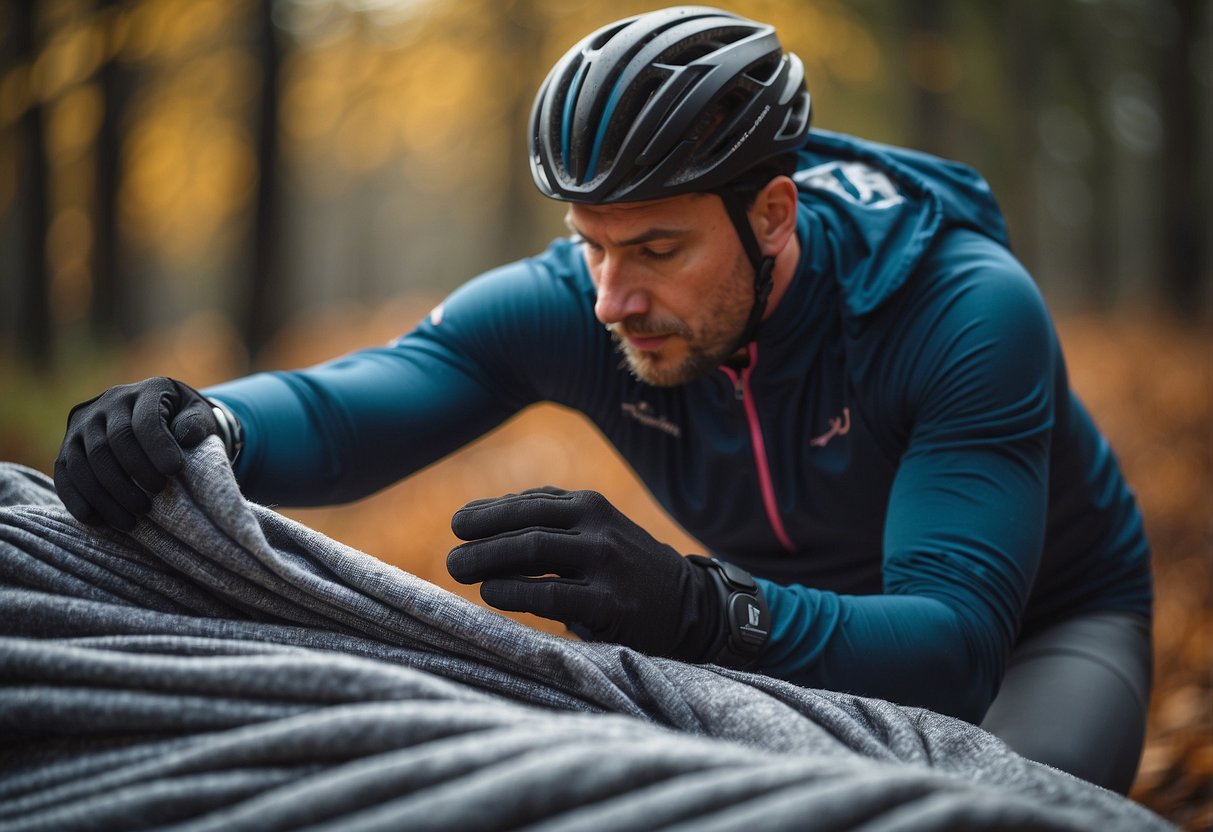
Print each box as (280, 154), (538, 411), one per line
(755, 234), (1056, 722)
(207, 258), (590, 507)
(205, 343), (521, 507)
(57, 255), (582, 522)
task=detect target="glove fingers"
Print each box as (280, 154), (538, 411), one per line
(130, 384), (185, 476)
(171, 399), (217, 449)
(451, 488), (586, 541)
(83, 432), (152, 522)
(53, 452), (103, 526)
(56, 443), (138, 530)
(107, 414), (169, 495)
(447, 528), (582, 584)
(456, 485), (569, 512)
(479, 578), (610, 631)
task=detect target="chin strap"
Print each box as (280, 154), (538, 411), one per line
(718, 189), (775, 357)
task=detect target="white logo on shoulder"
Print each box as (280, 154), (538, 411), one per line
(795, 161), (905, 210)
(621, 400), (681, 438)
(429, 303), (445, 326)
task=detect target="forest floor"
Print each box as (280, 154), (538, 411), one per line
(2, 303), (1209, 829)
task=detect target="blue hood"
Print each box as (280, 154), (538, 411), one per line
(794, 130), (1011, 318)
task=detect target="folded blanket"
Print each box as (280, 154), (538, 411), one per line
(0, 439), (1174, 831)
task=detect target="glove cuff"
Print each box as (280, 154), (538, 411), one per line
(687, 555), (770, 670)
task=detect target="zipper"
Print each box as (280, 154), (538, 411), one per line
(720, 343), (796, 553)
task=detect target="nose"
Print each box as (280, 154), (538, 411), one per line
(592, 255), (648, 325)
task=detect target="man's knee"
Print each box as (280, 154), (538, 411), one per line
(989, 719), (1143, 794)
(980, 612), (1152, 794)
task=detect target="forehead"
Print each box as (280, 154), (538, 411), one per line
(565, 192), (721, 235)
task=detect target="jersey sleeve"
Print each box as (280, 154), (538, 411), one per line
(755, 232), (1057, 722)
(205, 253), (590, 506)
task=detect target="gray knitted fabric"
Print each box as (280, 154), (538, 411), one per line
(0, 439), (1173, 831)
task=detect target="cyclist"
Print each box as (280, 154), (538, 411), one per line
(55, 6), (1153, 794)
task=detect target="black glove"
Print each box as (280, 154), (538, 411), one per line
(447, 487), (770, 666)
(54, 377), (219, 530)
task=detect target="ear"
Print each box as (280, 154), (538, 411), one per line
(750, 176), (799, 257)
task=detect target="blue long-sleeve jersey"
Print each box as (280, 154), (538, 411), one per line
(207, 131), (1152, 722)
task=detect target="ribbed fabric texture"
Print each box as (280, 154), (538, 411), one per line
(0, 439), (1173, 831)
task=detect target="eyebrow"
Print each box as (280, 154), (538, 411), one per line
(564, 218), (691, 248)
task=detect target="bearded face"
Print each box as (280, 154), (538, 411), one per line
(567, 193), (757, 387)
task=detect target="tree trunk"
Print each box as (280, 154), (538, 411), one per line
(494, 0), (549, 264)
(245, 0), (282, 365)
(1000, 3), (1041, 272)
(92, 0), (134, 345)
(11, 0), (52, 367)
(1071, 4), (1117, 310)
(904, 0), (950, 157)
(1158, 0), (1206, 318)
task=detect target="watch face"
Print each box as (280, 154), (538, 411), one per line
(716, 558), (758, 591)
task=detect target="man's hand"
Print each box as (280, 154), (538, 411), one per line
(54, 377), (218, 530)
(447, 487), (722, 662)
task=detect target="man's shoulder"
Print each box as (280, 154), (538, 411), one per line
(400, 238), (610, 393)
(789, 131), (1013, 320)
(438, 239), (595, 326)
(854, 228), (1042, 347)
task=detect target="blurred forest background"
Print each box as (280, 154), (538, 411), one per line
(0, 0), (1209, 827)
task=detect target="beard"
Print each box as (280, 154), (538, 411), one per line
(608, 255), (754, 387)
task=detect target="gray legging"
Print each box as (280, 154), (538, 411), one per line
(981, 610), (1153, 795)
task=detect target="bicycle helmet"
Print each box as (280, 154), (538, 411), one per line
(529, 6), (810, 203)
(529, 6), (812, 352)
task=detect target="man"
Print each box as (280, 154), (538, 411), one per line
(54, 7), (1152, 794)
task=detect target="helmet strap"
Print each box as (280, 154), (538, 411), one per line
(718, 189), (775, 357)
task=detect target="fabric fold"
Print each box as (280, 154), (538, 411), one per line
(0, 444), (1173, 831)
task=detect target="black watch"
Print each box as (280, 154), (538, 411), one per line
(688, 555), (770, 670)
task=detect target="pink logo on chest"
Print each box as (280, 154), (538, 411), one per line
(810, 407), (851, 448)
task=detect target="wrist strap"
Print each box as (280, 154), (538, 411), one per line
(688, 555), (770, 670)
(208, 398), (244, 463)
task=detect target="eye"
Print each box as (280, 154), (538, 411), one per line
(640, 247), (678, 261)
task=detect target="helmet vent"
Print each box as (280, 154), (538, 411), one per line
(530, 7), (812, 202)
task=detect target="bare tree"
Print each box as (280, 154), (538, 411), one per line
(492, 0), (552, 265)
(903, 0), (951, 156)
(999, 3), (1042, 272)
(1158, 0), (1207, 318)
(92, 0), (135, 345)
(1067, 3), (1118, 310)
(11, 0), (51, 367)
(244, 0), (283, 364)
